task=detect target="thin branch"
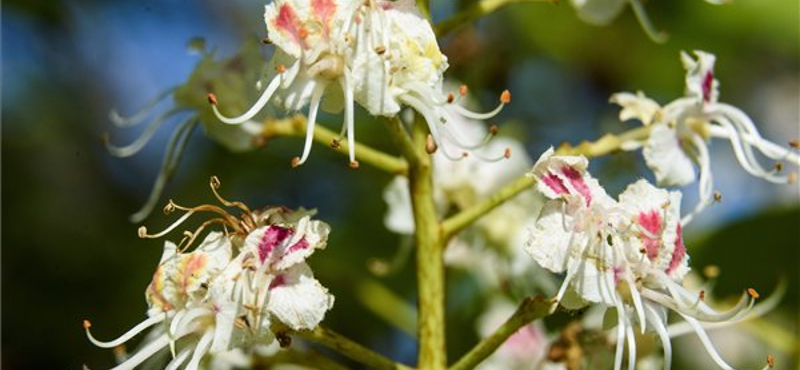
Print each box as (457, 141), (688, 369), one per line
(449, 297), (556, 370)
(290, 325), (414, 370)
(260, 115), (408, 174)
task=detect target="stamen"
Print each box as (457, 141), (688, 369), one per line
(184, 329), (214, 370)
(767, 355), (775, 368)
(425, 134), (438, 154)
(211, 69), (284, 125)
(104, 108), (185, 158)
(109, 87), (176, 128)
(165, 348), (192, 370)
(296, 84), (326, 166)
(130, 118), (198, 223)
(105, 334), (172, 370)
(645, 304), (672, 370)
(349, 160), (360, 169)
(209, 176), (253, 216)
(627, 0), (668, 43)
(747, 288), (760, 300)
(84, 315), (166, 348)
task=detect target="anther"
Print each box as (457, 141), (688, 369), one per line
(261, 37), (272, 45)
(788, 173), (797, 184)
(747, 288), (760, 299)
(500, 90), (511, 104)
(789, 140), (799, 149)
(459, 85), (468, 97)
(276, 64), (287, 73)
(210, 176), (221, 190)
(504, 147), (512, 159)
(774, 162), (783, 172)
(374, 45), (386, 55)
(349, 160), (360, 169)
(713, 191), (722, 203)
(137, 226), (148, 238)
(298, 28), (309, 40)
(462, 152), (469, 158)
(330, 139), (341, 149)
(276, 332), (292, 348)
(698, 290), (705, 301)
(446, 93), (455, 104)
(207, 93), (218, 105)
(767, 355), (775, 368)
(425, 134), (438, 154)
(83, 319), (92, 329)
(290, 156), (301, 168)
(490, 125), (499, 135)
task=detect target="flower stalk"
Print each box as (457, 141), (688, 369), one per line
(408, 115), (448, 369)
(261, 115), (409, 174)
(290, 325), (414, 370)
(448, 297), (555, 370)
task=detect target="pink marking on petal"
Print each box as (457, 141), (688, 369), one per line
(637, 210), (662, 260)
(666, 224), (687, 275)
(541, 173), (569, 197)
(702, 71), (714, 103)
(613, 266), (624, 285)
(312, 0), (336, 38)
(274, 4), (309, 49)
(561, 166), (593, 206)
(287, 238), (310, 254)
(258, 226), (294, 263)
(269, 274), (287, 289)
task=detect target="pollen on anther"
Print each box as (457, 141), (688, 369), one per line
(500, 90), (511, 104)
(713, 191), (722, 202)
(425, 134), (438, 154)
(349, 160), (360, 169)
(290, 156), (301, 168)
(446, 93), (455, 104)
(137, 226), (148, 238)
(374, 45), (386, 55)
(747, 288), (760, 299)
(489, 125), (499, 135)
(83, 319), (92, 329)
(210, 175), (221, 189)
(261, 37), (272, 44)
(462, 152), (469, 158)
(459, 85), (468, 97)
(767, 355), (775, 368)
(504, 147), (512, 159)
(276, 64), (287, 73)
(698, 290), (705, 301)
(207, 93), (218, 105)
(789, 140), (799, 149)
(774, 162), (784, 172)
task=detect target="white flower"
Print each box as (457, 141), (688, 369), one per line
(611, 50), (800, 223)
(105, 40), (268, 222)
(211, 0), (510, 167)
(85, 183), (334, 370)
(525, 151), (769, 370)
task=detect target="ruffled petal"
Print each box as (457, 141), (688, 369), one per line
(267, 263), (335, 330)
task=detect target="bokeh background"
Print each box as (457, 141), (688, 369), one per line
(2, 0), (798, 369)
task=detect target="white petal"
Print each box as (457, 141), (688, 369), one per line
(267, 263), (335, 330)
(644, 124), (697, 186)
(383, 177), (416, 234)
(610, 91), (661, 126)
(524, 201), (579, 273)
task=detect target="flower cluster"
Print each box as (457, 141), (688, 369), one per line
(209, 0), (511, 167)
(611, 50), (799, 223)
(524, 149), (770, 370)
(84, 178), (334, 370)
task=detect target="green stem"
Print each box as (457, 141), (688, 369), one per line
(292, 326), (413, 370)
(356, 279), (418, 338)
(255, 348), (354, 370)
(441, 125), (653, 240)
(435, 0), (556, 37)
(449, 297), (555, 370)
(408, 117), (447, 369)
(260, 115), (408, 175)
